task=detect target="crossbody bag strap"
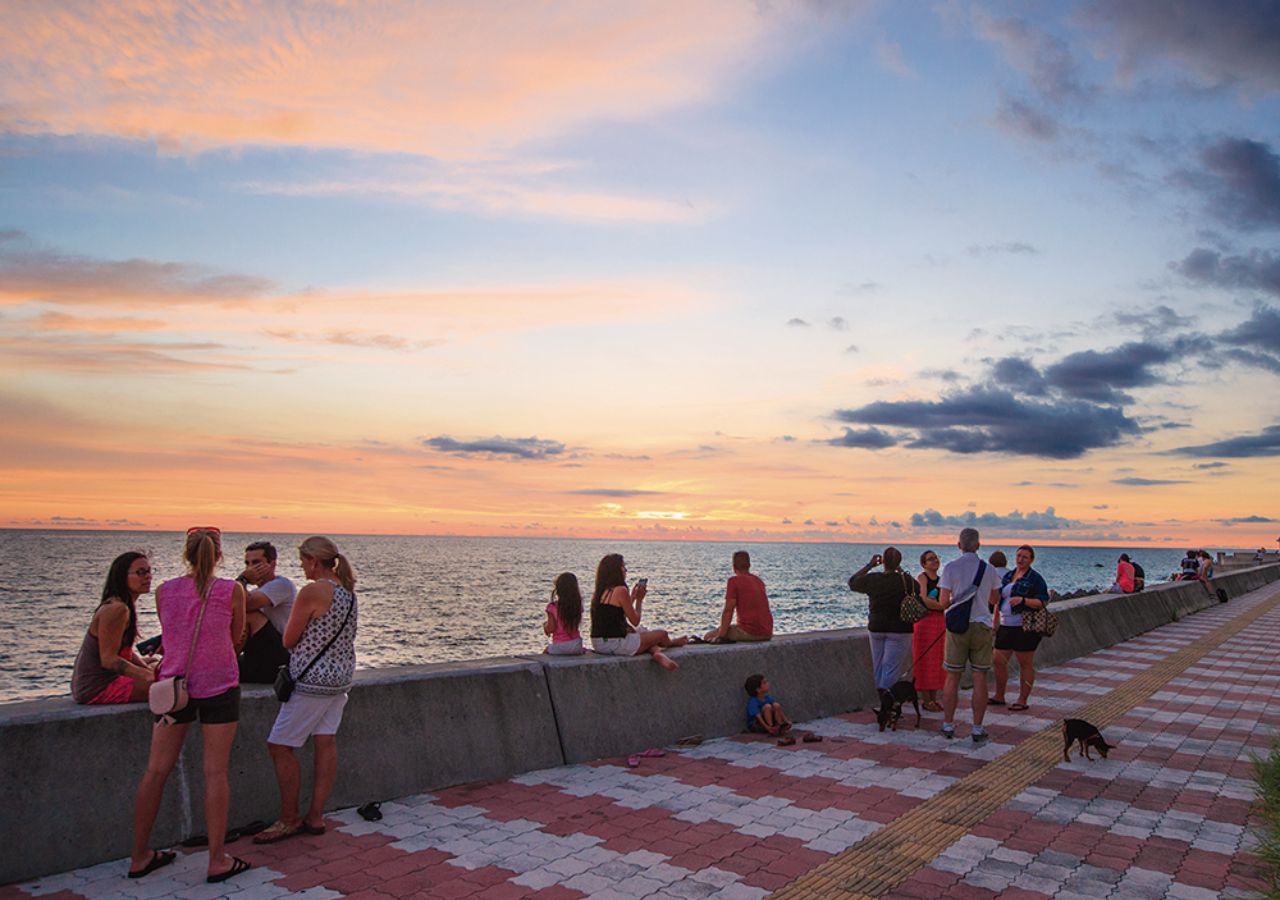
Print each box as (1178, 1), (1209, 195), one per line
(956, 560), (987, 607)
(294, 588), (355, 683)
(179, 581), (214, 678)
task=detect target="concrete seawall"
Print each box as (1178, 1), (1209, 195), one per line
(2, 563), (1277, 885)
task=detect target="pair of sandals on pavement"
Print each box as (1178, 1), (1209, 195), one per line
(127, 849), (251, 885)
(988, 697), (1030, 711)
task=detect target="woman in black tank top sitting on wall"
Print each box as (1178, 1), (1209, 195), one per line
(589, 553), (688, 672)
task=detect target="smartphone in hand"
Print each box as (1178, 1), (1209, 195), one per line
(636, 577), (648, 588)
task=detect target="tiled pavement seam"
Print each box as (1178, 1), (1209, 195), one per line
(771, 584), (1280, 898)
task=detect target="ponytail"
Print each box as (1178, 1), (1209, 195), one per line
(333, 552), (356, 592)
(298, 536), (356, 592)
(184, 528), (221, 599)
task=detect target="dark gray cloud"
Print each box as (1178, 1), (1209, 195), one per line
(1219, 515), (1279, 525)
(1175, 248), (1280, 296)
(1112, 477), (1190, 486)
(1042, 342), (1175, 404)
(828, 427), (897, 450)
(828, 317), (848, 330)
(1219, 303), (1280, 350)
(1182, 138), (1280, 231)
(995, 95), (1059, 142)
(1082, 1), (1280, 95)
(834, 386), (1141, 459)
(786, 318), (810, 327)
(424, 435), (565, 459)
(991, 357), (1048, 395)
(564, 489), (663, 497)
(967, 241), (1038, 257)
(908, 506), (1077, 531)
(1193, 461), (1230, 469)
(972, 10), (1089, 102)
(1112, 304), (1195, 334)
(1172, 423), (1280, 457)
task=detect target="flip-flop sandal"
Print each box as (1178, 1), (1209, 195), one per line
(626, 755), (641, 768)
(301, 822), (327, 835)
(923, 701), (943, 712)
(638, 748), (666, 758)
(207, 857), (251, 884)
(675, 734), (704, 747)
(687, 635), (707, 644)
(1008, 703), (1030, 711)
(358, 802), (383, 822)
(988, 697), (1006, 706)
(801, 733), (823, 743)
(777, 735), (797, 746)
(128, 850), (176, 879)
(252, 821), (302, 844)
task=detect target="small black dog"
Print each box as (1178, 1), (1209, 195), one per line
(876, 680), (921, 732)
(1062, 718), (1114, 761)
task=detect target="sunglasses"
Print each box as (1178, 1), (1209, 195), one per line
(130, 568), (153, 577)
(186, 526), (222, 536)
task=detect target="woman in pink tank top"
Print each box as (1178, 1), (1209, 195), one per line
(130, 527), (250, 886)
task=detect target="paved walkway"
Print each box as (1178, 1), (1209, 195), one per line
(5, 584), (1278, 899)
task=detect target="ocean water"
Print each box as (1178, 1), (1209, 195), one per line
(0, 529), (1197, 704)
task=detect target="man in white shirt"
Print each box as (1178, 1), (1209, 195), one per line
(938, 527), (1003, 743)
(237, 541), (297, 683)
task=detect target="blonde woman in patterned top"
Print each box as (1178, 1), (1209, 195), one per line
(254, 536), (358, 844)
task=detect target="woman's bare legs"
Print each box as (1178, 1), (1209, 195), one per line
(201, 722), (239, 878)
(306, 735), (338, 831)
(638, 631), (681, 671)
(132, 721), (190, 872)
(992, 648), (1012, 703)
(1013, 650), (1036, 706)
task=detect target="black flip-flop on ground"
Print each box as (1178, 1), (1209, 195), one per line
(206, 857), (250, 884)
(687, 635), (706, 644)
(801, 733), (823, 743)
(128, 849), (176, 879)
(988, 697), (1006, 706)
(1008, 703), (1030, 711)
(358, 802), (383, 821)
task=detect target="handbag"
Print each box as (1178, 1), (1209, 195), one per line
(944, 561), (987, 634)
(1021, 606), (1059, 636)
(899, 573), (927, 624)
(148, 582), (213, 720)
(274, 590), (354, 702)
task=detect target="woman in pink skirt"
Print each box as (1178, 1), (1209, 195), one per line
(913, 550), (946, 712)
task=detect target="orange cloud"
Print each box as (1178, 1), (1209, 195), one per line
(1, 1), (781, 159)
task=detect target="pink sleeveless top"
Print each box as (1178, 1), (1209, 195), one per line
(157, 576), (238, 699)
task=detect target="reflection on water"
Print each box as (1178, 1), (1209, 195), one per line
(0, 529), (1193, 703)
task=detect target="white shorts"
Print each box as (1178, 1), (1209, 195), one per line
(268, 691), (348, 748)
(591, 632), (642, 656)
(547, 637), (584, 656)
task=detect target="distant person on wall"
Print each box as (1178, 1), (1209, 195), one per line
(544, 572), (584, 655)
(72, 552), (159, 704)
(1108, 555), (1136, 594)
(914, 550), (946, 712)
(236, 541), (297, 684)
(1199, 550), (1214, 581)
(589, 553), (687, 671)
(938, 527), (1002, 744)
(848, 547), (918, 691)
(1130, 557), (1145, 592)
(1178, 550), (1201, 580)
(704, 551), (773, 644)
(990, 545), (1050, 712)
(255, 536), (358, 846)
(988, 551), (1008, 586)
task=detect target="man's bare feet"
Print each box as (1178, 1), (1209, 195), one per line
(653, 651), (679, 672)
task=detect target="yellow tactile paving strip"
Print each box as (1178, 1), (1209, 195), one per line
(772, 587), (1280, 899)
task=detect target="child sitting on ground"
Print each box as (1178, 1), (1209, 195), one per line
(544, 572), (584, 655)
(745, 673), (795, 745)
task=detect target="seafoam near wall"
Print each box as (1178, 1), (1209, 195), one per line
(1, 563), (1277, 885)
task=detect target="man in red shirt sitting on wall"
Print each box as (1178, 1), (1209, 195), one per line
(704, 551), (774, 643)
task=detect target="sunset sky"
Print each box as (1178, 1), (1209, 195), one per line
(2, 1), (1278, 547)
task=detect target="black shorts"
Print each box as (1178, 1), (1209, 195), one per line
(161, 686), (241, 725)
(239, 620), (290, 684)
(994, 625), (1042, 653)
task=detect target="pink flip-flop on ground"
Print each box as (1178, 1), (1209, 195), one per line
(626, 755), (641, 768)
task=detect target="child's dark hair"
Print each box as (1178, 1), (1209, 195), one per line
(744, 673), (765, 696)
(552, 572), (583, 633)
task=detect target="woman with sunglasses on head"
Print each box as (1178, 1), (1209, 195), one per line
(255, 536), (358, 845)
(131, 527), (249, 884)
(72, 552), (159, 705)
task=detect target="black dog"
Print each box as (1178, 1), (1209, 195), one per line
(1062, 718), (1114, 761)
(876, 680), (921, 732)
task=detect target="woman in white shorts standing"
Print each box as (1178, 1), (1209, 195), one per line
(254, 536), (358, 844)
